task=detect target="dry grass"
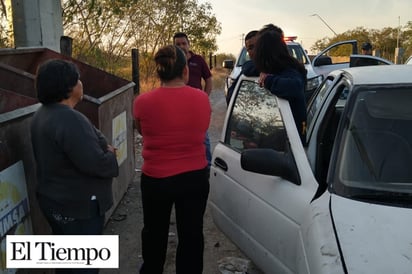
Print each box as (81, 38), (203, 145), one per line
(138, 78), (160, 94)
(136, 67), (228, 94)
(211, 67), (228, 91)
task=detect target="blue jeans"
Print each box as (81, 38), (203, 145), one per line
(204, 132), (211, 167)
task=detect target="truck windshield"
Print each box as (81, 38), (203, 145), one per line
(334, 86), (412, 202)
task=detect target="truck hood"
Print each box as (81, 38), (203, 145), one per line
(304, 63), (317, 79)
(331, 194), (412, 273)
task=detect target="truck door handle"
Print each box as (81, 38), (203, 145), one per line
(214, 157), (228, 171)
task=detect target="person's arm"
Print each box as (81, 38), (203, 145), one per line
(204, 76), (212, 96)
(260, 69), (305, 100)
(59, 111), (119, 178)
(242, 60), (259, 77)
(199, 56), (212, 95)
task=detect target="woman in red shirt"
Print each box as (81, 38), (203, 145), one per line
(133, 45), (211, 274)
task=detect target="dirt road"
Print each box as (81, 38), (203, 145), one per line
(102, 88), (262, 273)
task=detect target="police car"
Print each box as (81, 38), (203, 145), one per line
(224, 36), (322, 101)
(210, 65), (412, 273)
(223, 39), (392, 104)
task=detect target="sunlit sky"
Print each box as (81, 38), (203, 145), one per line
(200, 0), (412, 55)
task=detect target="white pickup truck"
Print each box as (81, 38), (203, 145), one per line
(223, 39), (392, 104)
(210, 64), (412, 273)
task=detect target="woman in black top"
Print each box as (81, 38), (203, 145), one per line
(254, 24), (308, 145)
(31, 59), (119, 273)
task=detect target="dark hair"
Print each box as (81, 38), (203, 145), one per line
(362, 42), (372, 50)
(253, 29), (306, 77)
(154, 45), (187, 81)
(173, 32), (189, 42)
(259, 24), (284, 38)
(245, 30), (258, 41)
(35, 59), (80, 104)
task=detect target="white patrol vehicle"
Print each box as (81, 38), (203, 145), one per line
(223, 39), (392, 103)
(223, 36), (322, 102)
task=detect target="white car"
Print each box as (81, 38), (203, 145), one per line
(210, 65), (412, 274)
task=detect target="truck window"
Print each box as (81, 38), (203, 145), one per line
(225, 80), (287, 152)
(307, 76), (335, 131)
(314, 83), (350, 186)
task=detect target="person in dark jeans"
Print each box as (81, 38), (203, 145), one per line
(140, 170), (209, 274)
(31, 59), (119, 274)
(173, 32), (213, 168)
(133, 45), (211, 274)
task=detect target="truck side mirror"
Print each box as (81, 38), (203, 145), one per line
(222, 59), (234, 70)
(314, 55), (332, 66)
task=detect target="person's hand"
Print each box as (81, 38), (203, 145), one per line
(258, 72), (269, 87)
(243, 140), (258, 149)
(107, 145), (118, 155)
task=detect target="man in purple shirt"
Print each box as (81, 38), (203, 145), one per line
(173, 32), (212, 95)
(174, 32), (213, 168)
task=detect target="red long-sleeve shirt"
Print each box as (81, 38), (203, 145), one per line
(133, 85), (211, 178)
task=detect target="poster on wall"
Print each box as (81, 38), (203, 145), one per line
(112, 111), (127, 166)
(0, 161), (33, 273)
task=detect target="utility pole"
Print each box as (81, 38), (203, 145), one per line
(395, 16), (402, 64)
(396, 16), (400, 48)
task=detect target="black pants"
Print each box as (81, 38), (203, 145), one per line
(38, 197), (104, 274)
(139, 168), (210, 274)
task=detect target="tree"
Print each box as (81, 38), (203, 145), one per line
(0, 0), (12, 47)
(62, 0), (139, 71)
(373, 27), (398, 61)
(310, 25), (410, 62)
(62, 0), (221, 84)
(401, 21), (412, 61)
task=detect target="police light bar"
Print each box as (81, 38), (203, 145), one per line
(284, 36), (297, 41)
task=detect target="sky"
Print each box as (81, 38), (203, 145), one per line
(200, 0), (412, 55)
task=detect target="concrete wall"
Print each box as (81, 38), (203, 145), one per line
(10, 0), (63, 52)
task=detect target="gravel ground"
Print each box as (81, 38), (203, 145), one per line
(101, 88), (263, 273)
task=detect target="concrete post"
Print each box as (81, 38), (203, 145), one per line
(132, 48), (140, 95)
(60, 35), (73, 57)
(395, 47), (404, 64)
(9, 0), (63, 52)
